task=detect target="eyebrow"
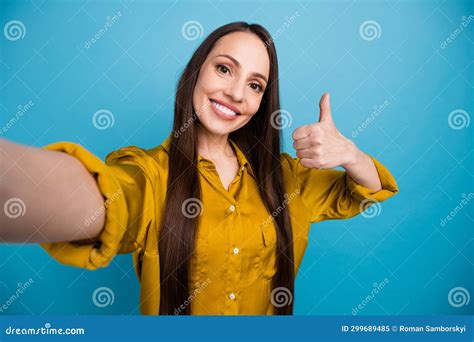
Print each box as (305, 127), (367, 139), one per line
(216, 54), (268, 84)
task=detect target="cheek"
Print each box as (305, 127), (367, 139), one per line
(193, 67), (212, 101)
(197, 68), (221, 94)
(192, 78), (212, 113)
(192, 85), (199, 108)
(246, 96), (263, 115)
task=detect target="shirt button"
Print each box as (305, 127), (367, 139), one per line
(229, 293), (236, 300)
(233, 247), (239, 254)
(241, 166), (246, 171)
(229, 204), (236, 212)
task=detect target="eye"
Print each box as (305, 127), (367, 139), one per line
(216, 64), (230, 75)
(249, 82), (263, 93)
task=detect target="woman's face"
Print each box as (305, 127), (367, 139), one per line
(193, 31), (270, 137)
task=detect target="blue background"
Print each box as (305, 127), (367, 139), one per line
(0, 0), (472, 315)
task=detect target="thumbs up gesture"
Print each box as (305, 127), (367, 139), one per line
(292, 93), (357, 169)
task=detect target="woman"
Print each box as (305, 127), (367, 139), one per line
(0, 22), (398, 315)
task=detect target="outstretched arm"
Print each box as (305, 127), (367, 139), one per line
(0, 138), (105, 243)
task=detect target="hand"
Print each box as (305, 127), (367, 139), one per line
(292, 93), (358, 169)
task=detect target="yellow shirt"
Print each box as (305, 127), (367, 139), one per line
(40, 134), (398, 315)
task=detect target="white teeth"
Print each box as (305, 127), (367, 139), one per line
(211, 100), (237, 116)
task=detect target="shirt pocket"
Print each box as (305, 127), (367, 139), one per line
(259, 222), (278, 280)
(259, 223), (309, 279)
(190, 237), (208, 289)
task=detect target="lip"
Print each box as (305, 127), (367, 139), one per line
(209, 98), (241, 115)
(209, 98), (241, 121)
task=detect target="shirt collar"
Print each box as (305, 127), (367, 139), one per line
(160, 133), (255, 177)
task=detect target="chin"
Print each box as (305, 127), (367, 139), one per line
(197, 109), (241, 136)
(200, 123), (235, 136)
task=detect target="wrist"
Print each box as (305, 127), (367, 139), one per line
(341, 139), (364, 169)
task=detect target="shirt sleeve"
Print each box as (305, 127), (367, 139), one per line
(39, 142), (156, 270)
(281, 153), (398, 223)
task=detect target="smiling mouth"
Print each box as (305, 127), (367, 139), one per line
(209, 99), (241, 116)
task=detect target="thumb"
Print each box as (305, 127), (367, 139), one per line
(318, 92), (332, 123)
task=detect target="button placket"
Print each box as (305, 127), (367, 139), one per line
(224, 199), (241, 314)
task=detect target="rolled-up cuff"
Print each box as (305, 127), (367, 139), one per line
(346, 155), (398, 203)
(39, 141), (129, 270)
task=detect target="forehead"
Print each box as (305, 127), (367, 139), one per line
(209, 31), (270, 78)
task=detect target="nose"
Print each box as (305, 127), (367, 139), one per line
(223, 77), (245, 103)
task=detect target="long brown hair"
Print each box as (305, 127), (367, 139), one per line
(159, 22), (294, 315)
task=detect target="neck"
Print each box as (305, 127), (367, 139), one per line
(197, 127), (234, 161)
